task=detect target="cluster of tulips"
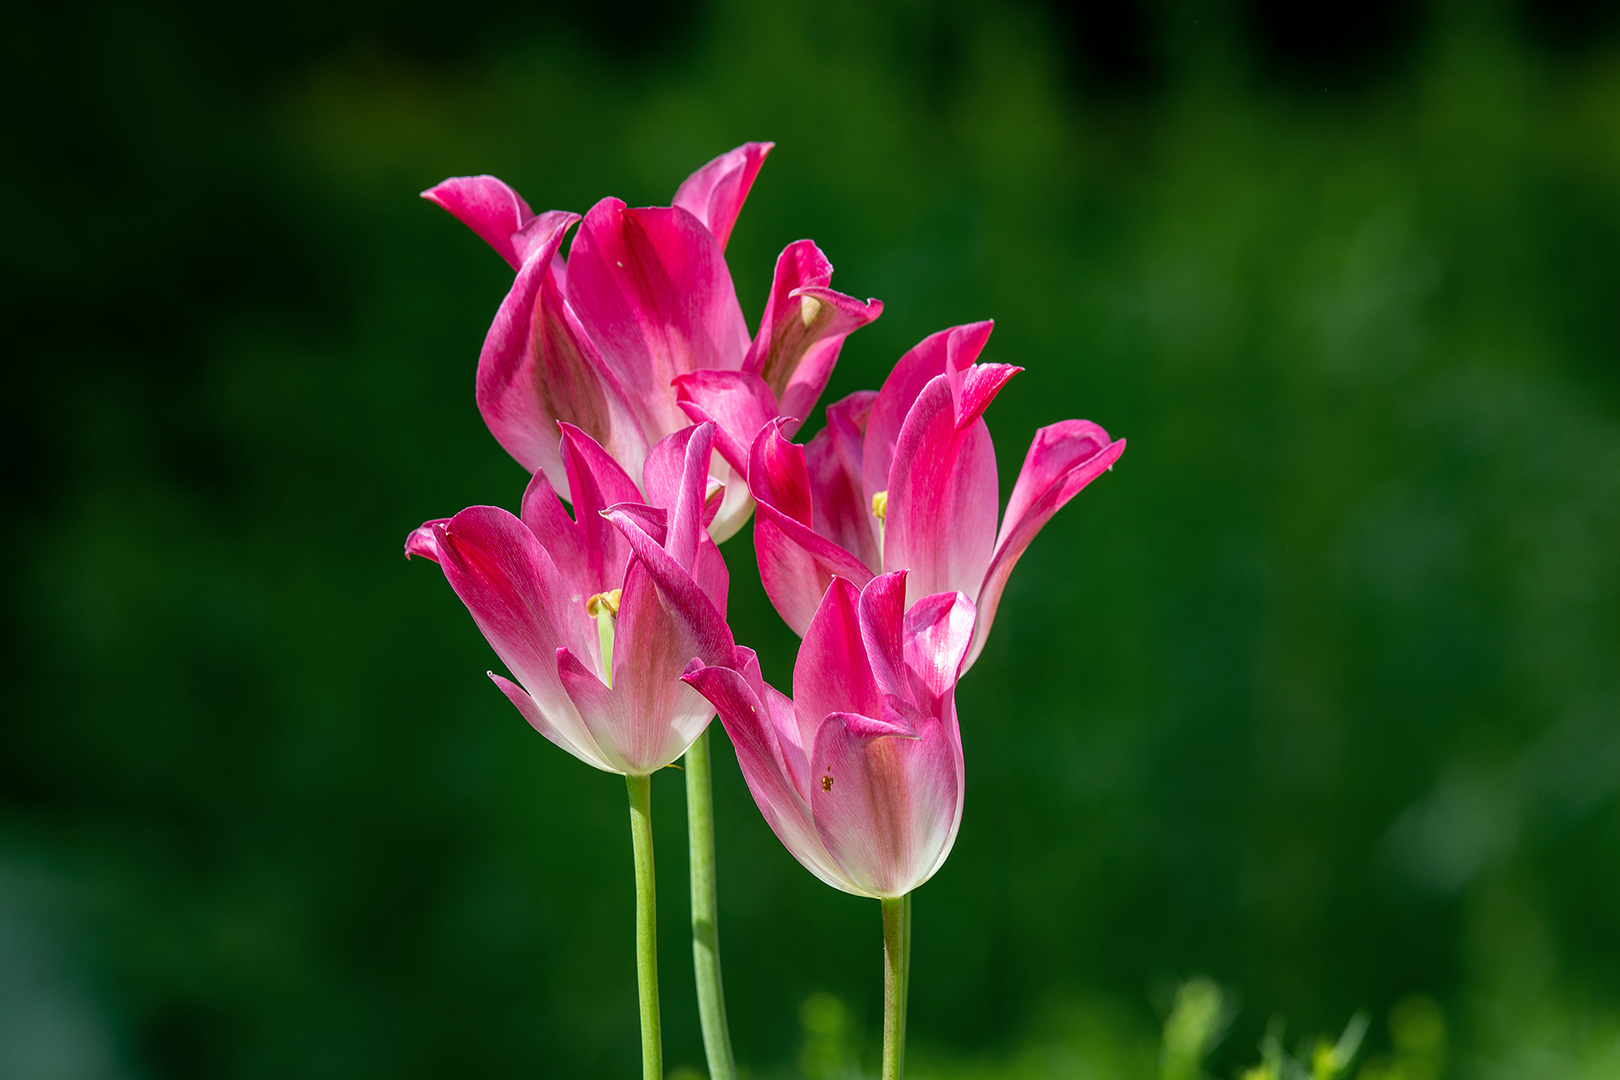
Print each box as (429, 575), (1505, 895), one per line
(407, 142), (1125, 1080)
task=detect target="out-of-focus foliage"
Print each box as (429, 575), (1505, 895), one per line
(4, 0), (1620, 1077)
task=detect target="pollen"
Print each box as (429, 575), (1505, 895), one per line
(586, 589), (622, 618)
(821, 774), (834, 792)
(799, 294), (823, 329)
(871, 490), (888, 523)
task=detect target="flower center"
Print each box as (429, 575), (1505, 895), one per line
(586, 589), (622, 687)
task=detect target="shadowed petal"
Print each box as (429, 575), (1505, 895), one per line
(967, 421), (1125, 670)
(749, 422), (876, 636)
(671, 141), (773, 252)
(674, 369), (779, 476)
(470, 209), (648, 488)
(742, 240), (882, 434)
(805, 391), (881, 572)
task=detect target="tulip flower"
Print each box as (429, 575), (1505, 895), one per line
(679, 570), (975, 1080)
(405, 421), (734, 1080)
(423, 143), (882, 544)
(747, 320), (1125, 673)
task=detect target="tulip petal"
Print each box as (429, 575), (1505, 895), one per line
(640, 422), (716, 572)
(804, 391), (882, 573)
(422, 175), (534, 271)
(706, 470), (756, 545)
(671, 141), (773, 252)
(808, 711), (961, 898)
(683, 659), (855, 893)
(862, 321), (994, 503)
(567, 199), (752, 440)
(490, 671), (617, 772)
(742, 240), (882, 433)
(601, 505), (735, 670)
(967, 422), (1126, 670)
(429, 507), (602, 763)
(794, 577), (883, 757)
(404, 518), (451, 562)
(673, 369), (779, 476)
(902, 590), (976, 714)
(614, 561), (721, 771)
(555, 645), (637, 774)
(883, 370), (1010, 605)
(749, 422), (876, 636)
(855, 571), (913, 716)
(473, 210), (649, 489)
(549, 424), (642, 595)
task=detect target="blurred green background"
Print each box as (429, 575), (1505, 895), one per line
(4, 1), (1620, 1077)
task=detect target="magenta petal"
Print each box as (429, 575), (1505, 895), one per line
(741, 240), (882, 433)
(774, 288), (883, 432)
(490, 671), (615, 772)
(608, 561), (719, 771)
(749, 422), (876, 636)
(808, 711), (962, 898)
(640, 422), (716, 571)
(566, 199), (752, 440)
(555, 645), (637, 773)
(422, 175), (534, 271)
(862, 321), (995, 501)
(673, 369), (780, 476)
(902, 590), (976, 714)
(553, 424), (642, 594)
(855, 571), (913, 711)
(882, 374), (1003, 605)
(600, 506), (735, 670)
(431, 507), (603, 758)
(968, 422), (1126, 670)
(404, 518), (451, 562)
(804, 391), (882, 573)
(472, 209), (647, 487)
(671, 141), (774, 253)
(793, 577), (883, 756)
(682, 660), (854, 892)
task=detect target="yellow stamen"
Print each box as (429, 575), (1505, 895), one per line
(871, 490), (888, 565)
(799, 294), (823, 329)
(586, 589), (622, 686)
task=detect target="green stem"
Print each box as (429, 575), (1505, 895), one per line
(685, 729), (738, 1080)
(627, 773), (662, 1080)
(881, 893), (913, 1080)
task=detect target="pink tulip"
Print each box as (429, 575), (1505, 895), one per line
(746, 320), (1126, 672)
(423, 143), (882, 541)
(405, 422), (735, 775)
(680, 571), (974, 899)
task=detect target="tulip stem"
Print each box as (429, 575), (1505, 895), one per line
(626, 773), (662, 1080)
(685, 729), (738, 1080)
(881, 893), (913, 1080)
